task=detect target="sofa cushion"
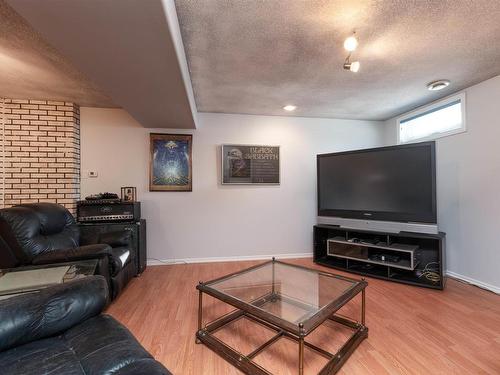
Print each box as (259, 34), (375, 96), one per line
(0, 276), (108, 352)
(65, 315), (169, 374)
(0, 315), (170, 375)
(0, 336), (87, 375)
(110, 359), (173, 375)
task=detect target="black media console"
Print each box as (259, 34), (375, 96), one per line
(314, 225), (446, 289)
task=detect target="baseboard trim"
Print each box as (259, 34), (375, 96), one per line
(147, 256), (499, 294)
(147, 252), (313, 266)
(446, 271), (500, 294)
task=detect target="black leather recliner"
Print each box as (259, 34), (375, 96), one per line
(0, 203), (136, 299)
(0, 276), (170, 374)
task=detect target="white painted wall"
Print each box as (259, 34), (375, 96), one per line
(384, 75), (500, 292)
(80, 110), (384, 262)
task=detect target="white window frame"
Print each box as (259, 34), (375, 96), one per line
(397, 92), (466, 144)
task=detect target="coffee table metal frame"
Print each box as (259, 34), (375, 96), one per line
(195, 259), (368, 375)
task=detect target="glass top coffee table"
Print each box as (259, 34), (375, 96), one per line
(196, 258), (368, 374)
(0, 260), (98, 300)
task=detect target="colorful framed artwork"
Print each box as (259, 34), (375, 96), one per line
(221, 144), (280, 184)
(150, 133), (192, 191)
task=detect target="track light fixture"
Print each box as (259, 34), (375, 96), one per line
(343, 33), (360, 73)
(344, 58), (360, 73)
(343, 35), (358, 52)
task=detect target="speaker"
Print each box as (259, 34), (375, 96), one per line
(79, 219), (147, 275)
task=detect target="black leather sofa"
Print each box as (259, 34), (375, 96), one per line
(0, 276), (170, 374)
(0, 203), (135, 300)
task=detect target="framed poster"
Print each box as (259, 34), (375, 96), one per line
(221, 144), (280, 184)
(150, 133), (192, 191)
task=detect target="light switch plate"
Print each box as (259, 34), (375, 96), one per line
(87, 170), (98, 178)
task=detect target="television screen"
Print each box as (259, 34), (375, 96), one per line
(317, 142), (436, 223)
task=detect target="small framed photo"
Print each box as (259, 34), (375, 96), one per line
(221, 144), (280, 184)
(121, 187), (137, 202)
(150, 133), (193, 191)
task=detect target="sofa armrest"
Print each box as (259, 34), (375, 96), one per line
(32, 244), (113, 265)
(0, 276), (108, 352)
(32, 244), (130, 278)
(99, 230), (131, 248)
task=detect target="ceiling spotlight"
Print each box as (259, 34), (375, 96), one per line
(427, 80), (450, 91)
(342, 32), (360, 73)
(283, 105), (297, 111)
(343, 34), (359, 52)
(344, 61), (360, 73)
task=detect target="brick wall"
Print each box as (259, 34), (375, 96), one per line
(0, 98), (80, 214)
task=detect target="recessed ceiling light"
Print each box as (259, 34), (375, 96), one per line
(427, 80), (450, 91)
(343, 35), (358, 52)
(283, 105), (297, 111)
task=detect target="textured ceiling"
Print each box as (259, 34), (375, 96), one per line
(0, 0), (115, 107)
(175, 0), (500, 120)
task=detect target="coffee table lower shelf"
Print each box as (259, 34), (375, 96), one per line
(196, 307), (368, 375)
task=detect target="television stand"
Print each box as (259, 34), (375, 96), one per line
(314, 225), (446, 289)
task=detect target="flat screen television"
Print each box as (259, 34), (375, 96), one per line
(317, 141), (436, 224)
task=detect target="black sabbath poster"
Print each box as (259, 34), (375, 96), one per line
(221, 145), (280, 184)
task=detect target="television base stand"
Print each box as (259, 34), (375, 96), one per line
(314, 224), (446, 289)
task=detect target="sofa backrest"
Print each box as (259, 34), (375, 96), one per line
(0, 203), (79, 267)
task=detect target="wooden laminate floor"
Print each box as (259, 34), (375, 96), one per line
(107, 259), (500, 374)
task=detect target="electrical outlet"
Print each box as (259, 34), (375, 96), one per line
(87, 170), (98, 178)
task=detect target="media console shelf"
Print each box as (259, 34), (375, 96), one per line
(314, 225), (446, 289)
(327, 237), (419, 270)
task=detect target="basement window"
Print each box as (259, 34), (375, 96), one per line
(398, 93), (466, 144)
